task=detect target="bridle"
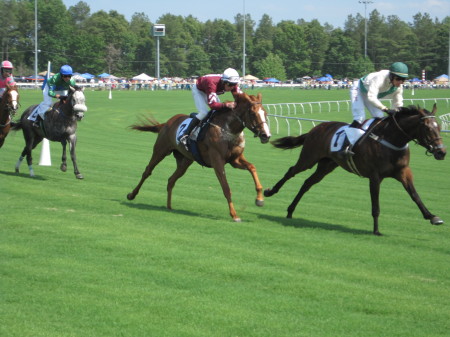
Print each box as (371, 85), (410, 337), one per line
(0, 87), (19, 128)
(235, 100), (267, 137)
(391, 110), (445, 155)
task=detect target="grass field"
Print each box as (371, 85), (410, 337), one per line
(1, 87), (449, 337)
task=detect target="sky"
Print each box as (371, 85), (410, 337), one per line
(62, 0), (450, 28)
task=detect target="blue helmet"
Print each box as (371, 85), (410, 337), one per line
(60, 65), (73, 76)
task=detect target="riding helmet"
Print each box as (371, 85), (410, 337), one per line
(389, 62), (408, 78)
(222, 68), (240, 84)
(60, 65), (73, 76)
(1, 60), (13, 69)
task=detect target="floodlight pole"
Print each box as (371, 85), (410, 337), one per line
(156, 36), (160, 80)
(34, 0), (38, 87)
(359, 0), (373, 58)
(152, 24), (165, 82)
(242, 0), (246, 79)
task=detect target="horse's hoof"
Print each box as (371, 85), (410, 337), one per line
(75, 173), (84, 179)
(60, 164), (67, 172)
(127, 193), (135, 201)
(430, 216), (444, 225)
(255, 199), (264, 207)
(263, 188), (272, 197)
(15, 168), (19, 174)
(233, 217), (242, 222)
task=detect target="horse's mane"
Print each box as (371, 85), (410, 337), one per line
(396, 105), (428, 116)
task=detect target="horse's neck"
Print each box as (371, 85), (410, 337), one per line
(212, 110), (244, 135)
(226, 110), (246, 134)
(379, 116), (415, 146)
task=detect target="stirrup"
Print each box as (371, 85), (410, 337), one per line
(337, 146), (354, 160)
(180, 135), (189, 150)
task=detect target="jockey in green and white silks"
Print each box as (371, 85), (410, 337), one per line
(33, 65), (76, 121)
(350, 62), (408, 126)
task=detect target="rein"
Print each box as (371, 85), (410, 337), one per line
(372, 111), (443, 155)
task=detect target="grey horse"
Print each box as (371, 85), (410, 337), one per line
(12, 86), (87, 179)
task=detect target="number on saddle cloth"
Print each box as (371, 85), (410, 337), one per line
(330, 119), (377, 152)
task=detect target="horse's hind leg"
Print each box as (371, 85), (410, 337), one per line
(166, 151), (193, 209)
(286, 159), (338, 218)
(127, 144), (171, 201)
(231, 154), (264, 207)
(15, 134), (42, 177)
(264, 150), (319, 197)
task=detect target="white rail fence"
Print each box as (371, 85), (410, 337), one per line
(264, 98), (450, 135)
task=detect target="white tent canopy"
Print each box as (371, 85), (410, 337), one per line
(243, 74), (259, 80)
(132, 73), (154, 81)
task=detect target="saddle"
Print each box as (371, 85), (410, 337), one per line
(330, 119), (379, 153)
(177, 112), (214, 167)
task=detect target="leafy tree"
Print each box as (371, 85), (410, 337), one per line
(129, 12), (154, 75)
(254, 52), (286, 80)
(302, 19), (330, 75)
(203, 19), (240, 73)
(37, 0), (72, 69)
(412, 13), (440, 79)
(273, 21), (311, 78)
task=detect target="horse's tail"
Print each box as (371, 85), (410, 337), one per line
(130, 124), (164, 133)
(271, 134), (307, 149)
(129, 115), (164, 133)
(10, 120), (22, 131)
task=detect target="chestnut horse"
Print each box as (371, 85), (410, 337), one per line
(12, 86), (87, 178)
(0, 84), (19, 148)
(264, 104), (446, 235)
(127, 92), (271, 221)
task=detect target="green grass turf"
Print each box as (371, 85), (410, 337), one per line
(0, 87), (449, 336)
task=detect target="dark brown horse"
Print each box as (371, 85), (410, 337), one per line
(264, 104), (446, 235)
(0, 84), (19, 148)
(12, 86), (87, 178)
(127, 92), (271, 221)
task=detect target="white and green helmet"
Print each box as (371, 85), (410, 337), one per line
(389, 62), (408, 78)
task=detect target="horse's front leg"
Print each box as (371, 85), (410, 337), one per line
(369, 177), (382, 236)
(396, 167), (443, 225)
(231, 154), (264, 207)
(67, 135), (83, 179)
(60, 139), (67, 172)
(211, 156), (240, 222)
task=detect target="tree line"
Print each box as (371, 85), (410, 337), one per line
(1, 0), (449, 80)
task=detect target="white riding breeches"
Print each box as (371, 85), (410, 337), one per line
(350, 80), (384, 123)
(191, 84), (218, 121)
(35, 86), (68, 119)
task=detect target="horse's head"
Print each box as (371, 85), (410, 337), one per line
(2, 84), (19, 116)
(395, 104), (446, 160)
(67, 86), (87, 121)
(233, 92), (271, 143)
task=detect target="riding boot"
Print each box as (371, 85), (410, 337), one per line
(349, 120), (361, 128)
(180, 116), (200, 150)
(33, 115), (43, 128)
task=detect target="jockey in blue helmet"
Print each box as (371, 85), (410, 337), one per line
(31, 64), (77, 126)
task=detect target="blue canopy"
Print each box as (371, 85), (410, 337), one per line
(81, 73), (95, 79)
(435, 74), (448, 79)
(98, 73), (110, 78)
(264, 78), (280, 83)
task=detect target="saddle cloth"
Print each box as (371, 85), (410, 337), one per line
(176, 117), (210, 167)
(330, 119), (376, 152)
